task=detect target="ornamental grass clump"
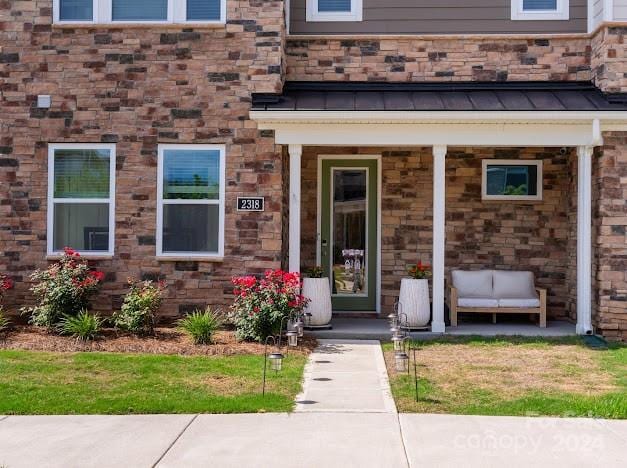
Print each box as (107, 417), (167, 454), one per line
(22, 248), (105, 329)
(58, 310), (102, 342)
(177, 307), (222, 345)
(112, 279), (167, 335)
(229, 269), (309, 342)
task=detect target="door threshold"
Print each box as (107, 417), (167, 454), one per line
(332, 311), (380, 318)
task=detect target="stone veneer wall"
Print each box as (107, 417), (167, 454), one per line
(300, 147), (572, 318)
(592, 26), (627, 93)
(0, 1), (287, 317)
(286, 37), (591, 82)
(593, 133), (627, 340)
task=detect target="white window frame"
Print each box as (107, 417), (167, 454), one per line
(511, 0), (569, 20)
(53, 0), (226, 24)
(156, 144), (226, 259)
(481, 159), (543, 201)
(47, 143), (116, 257)
(306, 0), (363, 22)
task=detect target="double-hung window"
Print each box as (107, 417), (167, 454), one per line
(53, 0), (225, 24)
(306, 0), (363, 22)
(157, 145), (225, 258)
(48, 144), (116, 256)
(511, 0), (569, 20)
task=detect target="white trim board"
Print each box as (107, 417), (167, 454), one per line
(316, 155), (382, 315)
(250, 112), (625, 146)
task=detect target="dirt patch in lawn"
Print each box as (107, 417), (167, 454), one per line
(386, 341), (618, 398)
(0, 326), (316, 357)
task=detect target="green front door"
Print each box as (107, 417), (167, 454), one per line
(320, 159), (378, 312)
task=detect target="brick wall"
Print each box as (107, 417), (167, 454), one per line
(0, 1), (287, 317)
(286, 37), (592, 82)
(300, 147), (572, 319)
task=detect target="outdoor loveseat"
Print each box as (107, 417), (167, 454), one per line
(449, 270), (547, 328)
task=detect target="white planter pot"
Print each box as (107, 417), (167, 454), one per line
(302, 277), (332, 327)
(398, 278), (430, 329)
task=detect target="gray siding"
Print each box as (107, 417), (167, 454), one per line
(290, 0), (588, 35)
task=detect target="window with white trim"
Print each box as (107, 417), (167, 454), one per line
(511, 0), (569, 20)
(53, 0), (225, 24)
(481, 160), (543, 201)
(157, 145), (225, 258)
(48, 144), (116, 256)
(306, 0), (363, 22)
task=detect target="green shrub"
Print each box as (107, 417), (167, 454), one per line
(0, 308), (10, 334)
(177, 308), (222, 345)
(58, 310), (102, 341)
(21, 248), (105, 328)
(112, 279), (166, 335)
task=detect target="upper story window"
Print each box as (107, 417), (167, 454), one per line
(306, 0), (363, 22)
(48, 144), (116, 256)
(511, 0), (569, 20)
(53, 0), (225, 24)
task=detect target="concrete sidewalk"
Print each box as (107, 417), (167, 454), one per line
(0, 413), (625, 467)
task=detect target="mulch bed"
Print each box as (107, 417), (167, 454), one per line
(0, 326), (317, 357)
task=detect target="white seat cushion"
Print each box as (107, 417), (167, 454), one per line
(492, 270), (538, 299)
(452, 270), (494, 298)
(498, 298), (541, 308)
(458, 297), (499, 308)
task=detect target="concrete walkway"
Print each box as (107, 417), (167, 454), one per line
(294, 339), (396, 413)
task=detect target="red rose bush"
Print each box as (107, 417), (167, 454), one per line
(229, 269), (308, 342)
(22, 247), (105, 328)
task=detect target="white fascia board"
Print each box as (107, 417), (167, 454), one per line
(267, 122), (598, 146)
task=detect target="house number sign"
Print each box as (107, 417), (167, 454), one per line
(237, 197), (265, 212)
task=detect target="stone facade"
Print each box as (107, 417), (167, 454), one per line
(0, 0), (286, 317)
(300, 147), (573, 319)
(286, 37), (592, 82)
(0, 1), (626, 338)
(593, 133), (627, 340)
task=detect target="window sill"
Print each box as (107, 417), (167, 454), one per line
(156, 256), (224, 262)
(46, 254), (114, 260)
(52, 22), (226, 29)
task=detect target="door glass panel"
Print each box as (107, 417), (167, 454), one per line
(331, 169), (367, 296)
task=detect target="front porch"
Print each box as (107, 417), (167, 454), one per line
(251, 81), (627, 336)
(307, 318), (577, 340)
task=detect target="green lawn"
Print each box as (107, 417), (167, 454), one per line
(0, 350), (306, 414)
(384, 337), (627, 419)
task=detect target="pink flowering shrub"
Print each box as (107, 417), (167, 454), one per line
(21, 247), (105, 328)
(0, 273), (13, 303)
(229, 269), (309, 342)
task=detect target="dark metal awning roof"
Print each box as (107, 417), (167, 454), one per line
(252, 81), (627, 112)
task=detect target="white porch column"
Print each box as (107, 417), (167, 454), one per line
(576, 145), (594, 335)
(288, 144), (302, 274)
(432, 145), (447, 333)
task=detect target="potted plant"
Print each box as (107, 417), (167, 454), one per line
(398, 261), (432, 329)
(302, 266), (332, 329)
